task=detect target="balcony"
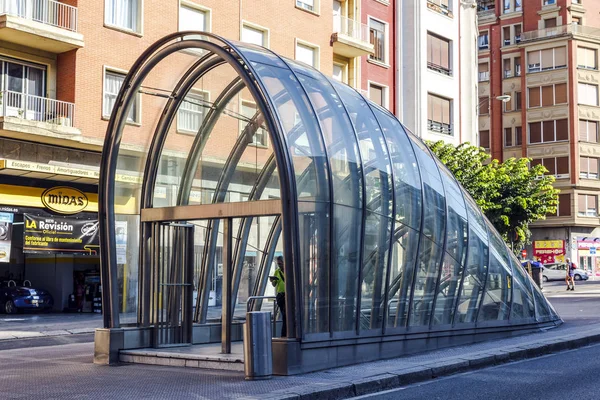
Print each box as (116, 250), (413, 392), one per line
(427, 0), (453, 18)
(521, 23), (600, 45)
(332, 15), (374, 58)
(0, 90), (80, 138)
(478, 71), (490, 82)
(427, 120), (452, 136)
(427, 62), (451, 76)
(0, 0), (84, 53)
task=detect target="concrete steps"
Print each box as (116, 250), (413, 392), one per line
(120, 342), (245, 371)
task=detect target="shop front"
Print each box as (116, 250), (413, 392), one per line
(0, 183), (102, 313)
(577, 237), (600, 277)
(533, 240), (565, 265)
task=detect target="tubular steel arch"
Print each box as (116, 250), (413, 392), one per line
(99, 32), (561, 373)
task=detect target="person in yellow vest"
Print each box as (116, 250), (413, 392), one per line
(269, 256), (286, 337)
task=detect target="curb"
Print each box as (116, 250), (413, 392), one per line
(241, 329), (600, 400)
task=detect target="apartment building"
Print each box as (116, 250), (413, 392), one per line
(396, 0), (478, 146)
(477, 0), (600, 274)
(0, 0), (333, 312)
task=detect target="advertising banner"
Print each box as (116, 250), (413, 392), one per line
(533, 240), (565, 264)
(23, 214), (99, 255)
(0, 212), (13, 263)
(116, 221), (128, 264)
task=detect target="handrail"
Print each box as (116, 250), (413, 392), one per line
(246, 295), (277, 313)
(0, 0), (78, 32)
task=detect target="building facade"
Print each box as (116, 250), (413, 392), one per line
(477, 0), (600, 274)
(396, 0), (479, 145)
(0, 0), (334, 313)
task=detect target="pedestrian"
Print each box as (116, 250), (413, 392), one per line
(565, 257), (577, 291)
(269, 256), (286, 337)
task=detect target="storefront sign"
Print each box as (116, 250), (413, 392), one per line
(23, 214), (99, 255)
(41, 187), (89, 215)
(533, 240), (565, 264)
(0, 212), (13, 263)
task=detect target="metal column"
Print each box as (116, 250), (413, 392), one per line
(222, 217), (233, 354)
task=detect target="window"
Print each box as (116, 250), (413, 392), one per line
(528, 83), (567, 108)
(503, 0), (522, 13)
(580, 157), (599, 179)
(543, 18), (557, 29)
(242, 24), (267, 47)
(515, 57), (521, 76)
(103, 70), (138, 123)
(105, 0), (139, 32)
(503, 26), (510, 46)
(578, 83), (599, 106)
(427, 93), (452, 135)
(369, 83), (387, 108)
(332, 63), (345, 82)
(179, 3), (208, 31)
(240, 101), (268, 147)
(478, 63), (489, 82)
(528, 119), (568, 143)
(572, 16), (581, 25)
(543, 0), (556, 5)
(504, 127), (513, 147)
(504, 91), (522, 112)
(504, 92), (513, 112)
(369, 19), (386, 63)
(478, 32), (489, 50)
(528, 47), (566, 72)
(480, 130), (490, 149)
(557, 193), (571, 217)
(427, 0), (451, 16)
(579, 120), (598, 142)
(296, 0), (316, 12)
(177, 92), (206, 133)
(531, 157), (569, 178)
(479, 96), (490, 115)
(427, 33), (451, 75)
(515, 126), (523, 145)
(515, 25), (522, 43)
(504, 58), (512, 78)
(515, 91), (522, 110)
(295, 41), (318, 68)
(578, 194), (597, 217)
(577, 47), (597, 70)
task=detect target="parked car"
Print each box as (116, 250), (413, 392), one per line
(542, 263), (589, 282)
(0, 280), (54, 314)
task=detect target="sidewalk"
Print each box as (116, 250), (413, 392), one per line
(234, 320), (600, 400)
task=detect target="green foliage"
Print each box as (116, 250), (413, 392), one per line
(427, 140), (559, 253)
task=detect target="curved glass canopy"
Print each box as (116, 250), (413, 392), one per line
(98, 33), (560, 347)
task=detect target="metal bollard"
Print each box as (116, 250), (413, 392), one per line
(243, 311), (273, 380)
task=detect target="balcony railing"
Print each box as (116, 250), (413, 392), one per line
(333, 15), (370, 44)
(521, 24), (600, 44)
(427, 120), (452, 136)
(478, 71), (490, 82)
(1, 90), (74, 127)
(427, 0), (453, 18)
(0, 0), (78, 32)
(427, 62), (451, 76)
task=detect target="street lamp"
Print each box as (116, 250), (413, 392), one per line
(496, 95), (511, 103)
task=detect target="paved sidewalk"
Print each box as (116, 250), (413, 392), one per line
(0, 313), (101, 340)
(239, 321), (600, 400)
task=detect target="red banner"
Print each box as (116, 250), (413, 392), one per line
(533, 240), (565, 264)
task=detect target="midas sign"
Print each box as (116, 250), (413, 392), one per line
(41, 186), (88, 215)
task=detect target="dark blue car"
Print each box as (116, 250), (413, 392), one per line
(0, 280), (54, 314)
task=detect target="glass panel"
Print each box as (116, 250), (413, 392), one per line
(360, 212), (392, 331)
(478, 225), (512, 322)
(409, 235), (443, 327)
(331, 204), (361, 332)
(510, 258), (536, 321)
(407, 134), (445, 245)
(432, 253), (463, 326)
(296, 43), (316, 67)
(455, 227), (488, 324)
(242, 25), (265, 46)
(437, 161), (467, 263)
(179, 5), (205, 31)
(371, 108), (422, 230)
(386, 223), (420, 329)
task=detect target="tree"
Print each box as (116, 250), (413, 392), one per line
(427, 140), (559, 253)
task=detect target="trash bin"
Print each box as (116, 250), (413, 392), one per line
(243, 311), (272, 380)
(530, 263), (543, 289)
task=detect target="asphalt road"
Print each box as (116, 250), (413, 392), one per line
(354, 342), (600, 400)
